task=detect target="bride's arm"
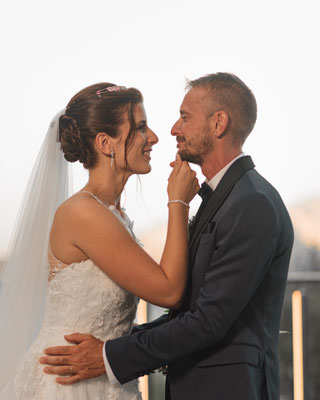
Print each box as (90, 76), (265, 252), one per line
(66, 157), (199, 308)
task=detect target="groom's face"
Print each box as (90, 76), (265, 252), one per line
(171, 87), (214, 166)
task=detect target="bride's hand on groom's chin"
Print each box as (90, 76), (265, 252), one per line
(39, 333), (106, 385)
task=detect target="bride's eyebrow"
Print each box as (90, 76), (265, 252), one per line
(136, 120), (147, 126)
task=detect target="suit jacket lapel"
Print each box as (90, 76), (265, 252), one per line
(189, 156), (255, 266)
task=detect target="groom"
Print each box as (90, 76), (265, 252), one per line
(41, 73), (294, 399)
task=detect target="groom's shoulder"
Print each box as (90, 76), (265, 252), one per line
(232, 168), (280, 199)
(228, 168), (289, 217)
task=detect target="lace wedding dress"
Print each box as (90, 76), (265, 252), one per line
(0, 198), (142, 400)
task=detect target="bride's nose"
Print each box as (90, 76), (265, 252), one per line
(147, 128), (159, 145)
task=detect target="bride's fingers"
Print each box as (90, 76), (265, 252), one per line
(170, 154), (182, 175)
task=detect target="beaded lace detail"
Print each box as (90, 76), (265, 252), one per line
(48, 246), (70, 282)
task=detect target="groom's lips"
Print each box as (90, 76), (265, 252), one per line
(176, 137), (186, 148)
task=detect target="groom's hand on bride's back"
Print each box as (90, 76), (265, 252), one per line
(39, 333), (105, 385)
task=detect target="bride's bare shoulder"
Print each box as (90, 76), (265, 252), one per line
(53, 193), (113, 225)
(59, 193), (92, 210)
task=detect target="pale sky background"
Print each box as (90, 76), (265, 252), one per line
(0, 0), (319, 255)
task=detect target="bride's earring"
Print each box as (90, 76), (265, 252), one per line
(110, 149), (115, 167)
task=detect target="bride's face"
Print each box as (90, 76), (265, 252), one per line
(115, 103), (158, 175)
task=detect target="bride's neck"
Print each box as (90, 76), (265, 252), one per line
(83, 166), (131, 208)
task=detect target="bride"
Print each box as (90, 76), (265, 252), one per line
(0, 83), (199, 399)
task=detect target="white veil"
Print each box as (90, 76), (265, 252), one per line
(0, 110), (72, 388)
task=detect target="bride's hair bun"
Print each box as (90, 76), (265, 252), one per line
(59, 115), (83, 163)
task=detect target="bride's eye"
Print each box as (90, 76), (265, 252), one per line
(137, 122), (147, 133)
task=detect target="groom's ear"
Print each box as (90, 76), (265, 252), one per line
(209, 111), (229, 138)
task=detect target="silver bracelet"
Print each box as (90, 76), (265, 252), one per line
(167, 200), (190, 209)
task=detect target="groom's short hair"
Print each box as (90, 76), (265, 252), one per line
(186, 73), (257, 145)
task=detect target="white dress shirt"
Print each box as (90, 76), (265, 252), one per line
(103, 152), (246, 384)
(103, 341), (118, 384)
(206, 152), (245, 191)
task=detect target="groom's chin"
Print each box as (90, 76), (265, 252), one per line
(178, 150), (202, 166)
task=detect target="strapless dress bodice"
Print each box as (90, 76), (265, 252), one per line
(42, 258), (138, 341)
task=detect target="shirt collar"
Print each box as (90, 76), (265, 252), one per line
(206, 153), (246, 191)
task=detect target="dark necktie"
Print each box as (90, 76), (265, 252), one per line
(198, 181), (212, 202)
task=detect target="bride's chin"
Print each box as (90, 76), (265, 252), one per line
(139, 165), (152, 175)
(126, 163), (152, 175)
(137, 163), (152, 175)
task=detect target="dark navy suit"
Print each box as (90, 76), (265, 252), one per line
(106, 156), (294, 400)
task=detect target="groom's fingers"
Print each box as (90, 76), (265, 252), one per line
(43, 365), (83, 384)
(42, 333), (93, 359)
(40, 335), (105, 385)
(64, 333), (94, 344)
(43, 365), (74, 376)
(43, 346), (72, 356)
(56, 375), (82, 385)
(40, 355), (70, 365)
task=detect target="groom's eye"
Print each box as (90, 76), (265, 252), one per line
(180, 113), (188, 121)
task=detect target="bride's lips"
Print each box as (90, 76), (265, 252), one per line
(142, 148), (152, 160)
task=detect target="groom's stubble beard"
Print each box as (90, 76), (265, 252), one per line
(178, 125), (214, 166)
